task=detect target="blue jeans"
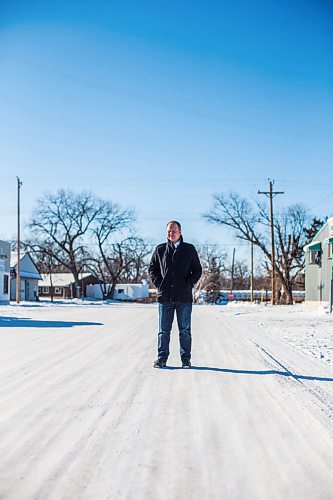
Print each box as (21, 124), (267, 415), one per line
(157, 302), (192, 362)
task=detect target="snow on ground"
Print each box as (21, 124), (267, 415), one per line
(0, 301), (332, 500)
(224, 301), (333, 366)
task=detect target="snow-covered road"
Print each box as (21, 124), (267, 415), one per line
(0, 302), (332, 500)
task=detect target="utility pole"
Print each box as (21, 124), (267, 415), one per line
(16, 177), (23, 304)
(258, 180), (284, 305)
(230, 247), (236, 292)
(250, 241), (254, 302)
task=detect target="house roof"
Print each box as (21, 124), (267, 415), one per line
(40, 273), (91, 287)
(10, 252), (21, 268)
(303, 217), (333, 252)
(303, 241), (322, 252)
(307, 217), (333, 245)
(11, 252), (42, 280)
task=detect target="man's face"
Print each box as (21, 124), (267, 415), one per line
(167, 223), (181, 243)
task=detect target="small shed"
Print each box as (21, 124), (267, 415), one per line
(304, 217), (333, 304)
(10, 252), (42, 301)
(86, 282), (149, 301)
(0, 241), (11, 304)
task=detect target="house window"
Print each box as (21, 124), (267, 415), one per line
(42, 286), (49, 293)
(3, 275), (8, 295)
(54, 287), (62, 295)
(118, 289), (124, 294)
(328, 244), (333, 259)
(309, 251), (321, 266)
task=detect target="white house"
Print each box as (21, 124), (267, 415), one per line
(304, 217), (333, 305)
(86, 282), (149, 301)
(0, 241), (11, 304)
(10, 253), (42, 301)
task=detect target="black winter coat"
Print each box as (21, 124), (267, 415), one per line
(149, 236), (202, 303)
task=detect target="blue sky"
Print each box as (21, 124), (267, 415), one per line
(0, 0), (332, 258)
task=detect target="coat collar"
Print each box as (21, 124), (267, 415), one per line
(167, 234), (183, 250)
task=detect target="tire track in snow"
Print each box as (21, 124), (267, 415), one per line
(252, 341), (333, 420)
(214, 307), (333, 424)
(188, 307), (333, 500)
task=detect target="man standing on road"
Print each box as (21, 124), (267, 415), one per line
(149, 221), (202, 369)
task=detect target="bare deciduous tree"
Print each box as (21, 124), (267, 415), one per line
(29, 190), (101, 295)
(87, 237), (152, 299)
(196, 242), (227, 292)
(28, 190), (134, 297)
(205, 192), (318, 304)
(118, 237), (153, 283)
(225, 259), (249, 290)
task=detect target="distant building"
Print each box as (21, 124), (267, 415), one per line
(304, 217), (333, 304)
(86, 282), (149, 301)
(10, 252), (42, 301)
(0, 241), (11, 304)
(39, 273), (99, 299)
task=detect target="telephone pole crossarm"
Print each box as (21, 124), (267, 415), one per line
(258, 190), (284, 197)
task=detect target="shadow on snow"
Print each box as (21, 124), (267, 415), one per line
(163, 366), (333, 382)
(0, 316), (103, 328)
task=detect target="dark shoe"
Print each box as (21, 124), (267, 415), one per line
(182, 359), (191, 369)
(153, 359), (166, 368)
